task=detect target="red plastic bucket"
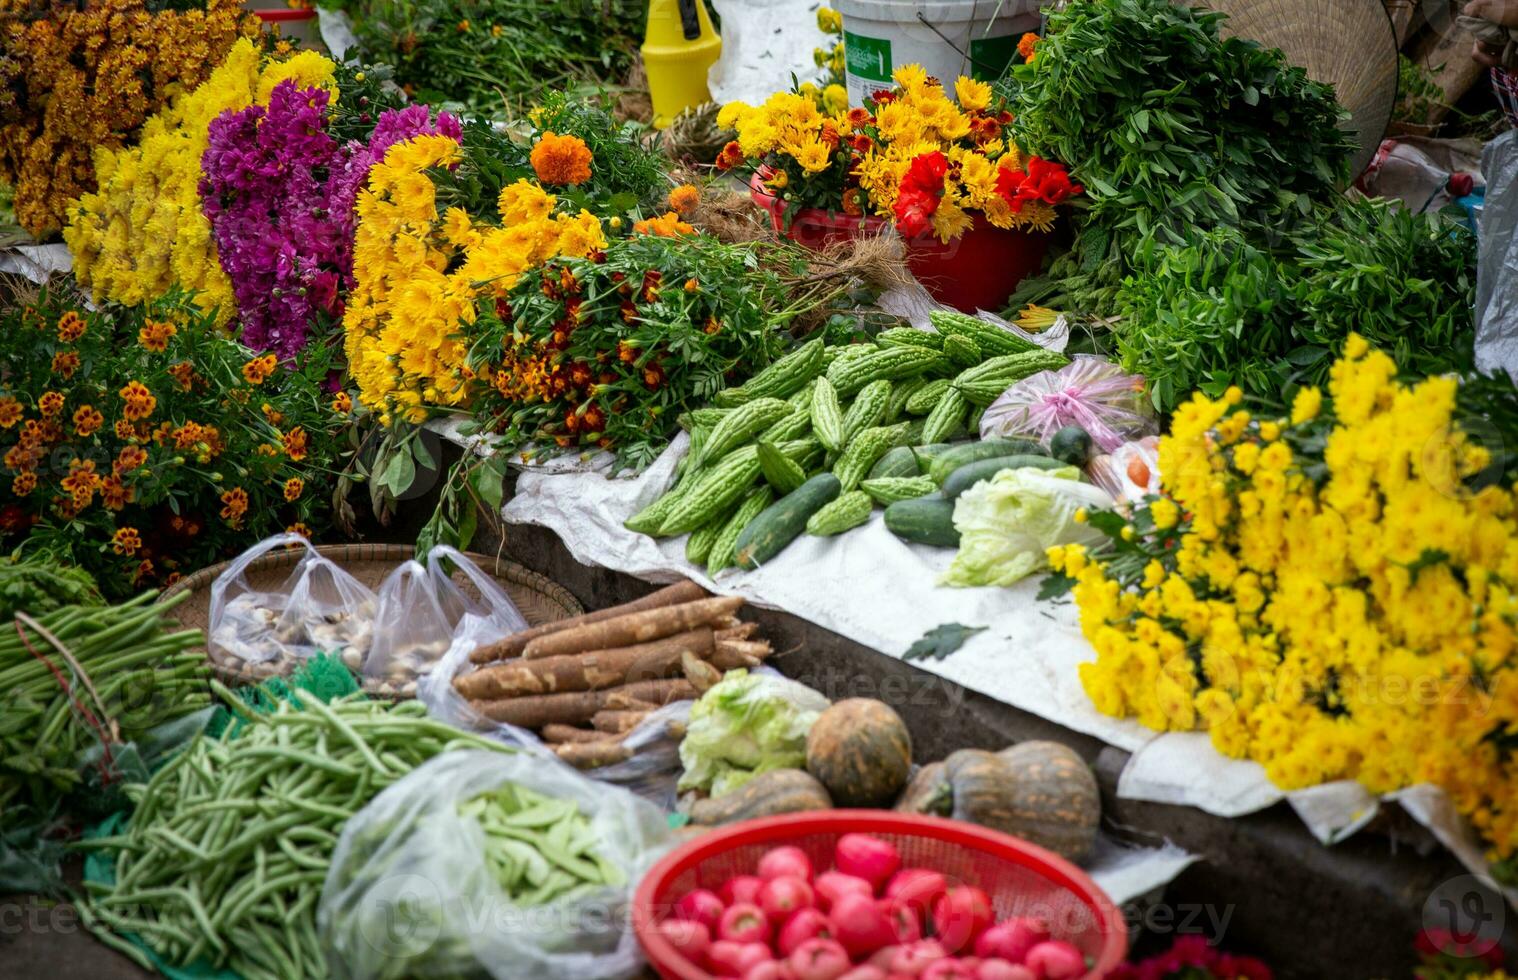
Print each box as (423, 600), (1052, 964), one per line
(633, 810), (1128, 979)
(750, 175), (1051, 314)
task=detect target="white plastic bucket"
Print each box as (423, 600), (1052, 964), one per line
(833, 0), (1040, 106)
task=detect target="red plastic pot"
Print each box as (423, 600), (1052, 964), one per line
(750, 174), (1051, 314)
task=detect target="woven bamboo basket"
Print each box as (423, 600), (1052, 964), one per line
(158, 543), (582, 693)
(1195, 0), (1399, 180)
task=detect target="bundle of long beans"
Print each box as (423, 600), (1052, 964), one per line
(80, 684), (513, 980)
(0, 591), (207, 817)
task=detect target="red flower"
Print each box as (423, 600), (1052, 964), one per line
(995, 156), (1083, 212)
(893, 187), (938, 239)
(871, 89), (896, 104)
(902, 150), (948, 197)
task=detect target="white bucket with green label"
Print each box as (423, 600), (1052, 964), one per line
(834, 0), (1041, 106)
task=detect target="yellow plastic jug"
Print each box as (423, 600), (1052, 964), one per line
(643, 0), (721, 128)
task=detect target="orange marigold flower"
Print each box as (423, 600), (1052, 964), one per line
(261, 403), (285, 426)
(715, 140), (743, 171)
(530, 132), (593, 186)
(219, 486), (249, 524)
(643, 363), (665, 388)
(100, 476), (132, 511)
(61, 458), (100, 497)
(0, 398), (22, 429)
(114, 445), (148, 475)
(133, 559), (155, 585)
(631, 212), (695, 237)
(11, 471), (36, 495)
(704, 316), (722, 335)
(138, 319), (177, 352)
(287, 522), (312, 538)
(163, 572), (182, 588)
(1018, 32), (1039, 61)
(281, 427), (309, 462)
(168, 362), (196, 392)
(242, 354), (277, 386)
(38, 391), (64, 417)
(119, 381), (156, 421)
(111, 527), (142, 556)
(173, 422), (204, 450)
(845, 107), (873, 129)
(114, 419), (138, 441)
(56, 311), (86, 342)
(51, 351), (80, 379)
(283, 476), (304, 502)
(72, 405), (104, 437)
(332, 391), (353, 414)
(256, 443), (281, 458)
(668, 184), (701, 215)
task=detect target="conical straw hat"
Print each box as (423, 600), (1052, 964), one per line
(1196, 0), (1399, 179)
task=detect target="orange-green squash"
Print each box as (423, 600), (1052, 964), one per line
(688, 768), (832, 825)
(805, 698), (913, 807)
(895, 743), (1100, 862)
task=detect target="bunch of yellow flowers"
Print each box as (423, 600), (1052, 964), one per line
(343, 134), (606, 424)
(0, 0), (257, 237)
(1052, 336), (1518, 858)
(812, 6), (845, 84)
(64, 39), (336, 320)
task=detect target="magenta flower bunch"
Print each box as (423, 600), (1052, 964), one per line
(199, 82), (460, 359)
(1110, 936), (1272, 980)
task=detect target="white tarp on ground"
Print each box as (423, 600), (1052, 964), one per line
(500, 433), (1518, 906)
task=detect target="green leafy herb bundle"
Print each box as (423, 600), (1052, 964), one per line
(1116, 197), (1477, 411)
(334, 0), (643, 118)
(1003, 0), (1354, 313)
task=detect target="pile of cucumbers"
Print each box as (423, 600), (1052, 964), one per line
(623, 310), (1071, 572)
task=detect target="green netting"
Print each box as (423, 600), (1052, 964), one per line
(205, 651), (363, 738)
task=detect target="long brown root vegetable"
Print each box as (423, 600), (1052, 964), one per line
(682, 650), (723, 692)
(715, 622), (759, 642)
(469, 580), (708, 663)
(474, 678), (699, 728)
(711, 639), (774, 671)
(541, 724), (616, 744)
(592, 709), (650, 734)
(554, 741), (634, 769)
(521, 596), (744, 660)
(453, 628), (714, 700)
(603, 692), (660, 711)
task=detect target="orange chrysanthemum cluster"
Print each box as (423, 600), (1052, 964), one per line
(529, 131), (593, 186)
(0, 0), (258, 236)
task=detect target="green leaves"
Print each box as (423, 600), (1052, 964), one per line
(903, 623), (987, 663)
(1005, 0), (1355, 314)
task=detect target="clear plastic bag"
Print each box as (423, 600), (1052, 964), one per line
(419, 615), (695, 807)
(1087, 436), (1161, 505)
(208, 533), (377, 673)
(979, 355), (1157, 453)
(318, 749), (673, 980)
(365, 548), (530, 697)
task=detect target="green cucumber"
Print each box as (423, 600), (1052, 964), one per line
(868, 445), (921, 480)
(927, 438), (1046, 484)
(941, 455), (1069, 499)
(735, 473), (843, 569)
(884, 497), (960, 547)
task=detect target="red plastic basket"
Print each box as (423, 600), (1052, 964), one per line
(749, 174), (1051, 314)
(633, 810), (1128, 979)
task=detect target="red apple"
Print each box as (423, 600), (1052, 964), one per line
(975, 919), (1051, 964)
(674, 888), (725, 934)
(884, 869), (948, 919)
(789, 937), (853, 980)
(779, 908), (836, 956)
(815, 871), (874, 911)
(834, 834), (901, 891)
(1023, 941), (1085, 980)
(761, 875), (816, 924)
(658, 918), (711, 963)
(829, 892), (896, 958)
(888, 939), (950, 977)
(975, 960), (1036, 980)
(879, 899), (922, 944)
(710, 940), (774, 976)
(720, 902), (772, 945)
(758, 846), (815, 882)
(723, 875), (767, 906)
(931, 887), (994, 953)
